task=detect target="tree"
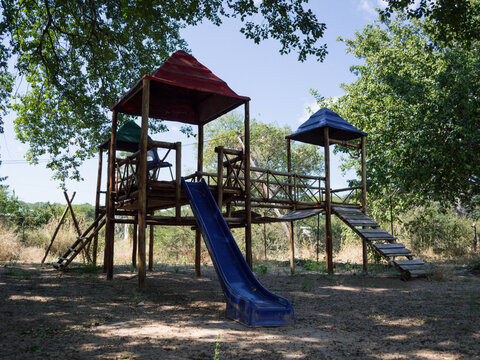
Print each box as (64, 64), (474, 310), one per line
(381, 0), (480, 44)
(0, 0), (327, 183)
(315, 15), (480, 211)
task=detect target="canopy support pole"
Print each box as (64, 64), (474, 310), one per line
(92, 149), (103, 266)
(244, 102), (252, 268)
(195, 123), (204, 277)
(287, 138), (295, 274)
(137, 78), (150, 290)
(324, 127), (333, 273)
(361, 135), (368, 272)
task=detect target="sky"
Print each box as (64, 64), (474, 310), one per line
(1, 0), (386, 205)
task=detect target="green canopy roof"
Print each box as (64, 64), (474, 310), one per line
(99, 121), (152, 152)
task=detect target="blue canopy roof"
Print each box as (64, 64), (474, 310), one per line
(286, 108), (367, 146)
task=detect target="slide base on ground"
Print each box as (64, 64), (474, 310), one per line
(182, 178), (294, 327)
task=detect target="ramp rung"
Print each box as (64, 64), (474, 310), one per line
(333, 207), (363, 215)
(373, 243), (405, 250)
(408, 269), (429, 276)
(394, 259), (424, 266)
(348, 220), (379, 227)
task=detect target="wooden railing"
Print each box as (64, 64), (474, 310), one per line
(115, 140), (182, 217)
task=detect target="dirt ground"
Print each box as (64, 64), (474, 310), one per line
(1, 262), (479, 360)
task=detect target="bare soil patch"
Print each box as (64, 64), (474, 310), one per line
(1, 263), (479, 359)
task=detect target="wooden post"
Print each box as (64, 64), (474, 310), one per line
(64, 191), (81, 236)
(287, 138), (295, 274)
(148, 224), (154, 271)
(361, 135), (368, 272)
(41, 192), (76, 264)
(195, 123), (204, 277)
(105, 109), (118, 280)
(137, 78), (150, 290)
(175, 142), (182, 221)
(324, 127), (333, 273)
(92, 149), (103, 265)
(244, 102), (252, 268)
(217, 146), (224, 208)
(473, 222), (477, 252)
(131, 220), (137, 268)
(289, 221), (295, 275)
(361, 135), (367, 213)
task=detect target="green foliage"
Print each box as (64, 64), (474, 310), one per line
(253, 264), (268, 275)
(400, 203), (473, 257)
(380, 0), (480, 45)
(213, 334), (221, 360)
(317, 14), (480, 210)
(1, 0), (327, 183)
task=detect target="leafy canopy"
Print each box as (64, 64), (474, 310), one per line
(381, 0), (480, 44)
(0, 0), (327, 183)
(316, 14), (480, 210)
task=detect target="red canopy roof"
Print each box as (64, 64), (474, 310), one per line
(112, 50), (250, 125)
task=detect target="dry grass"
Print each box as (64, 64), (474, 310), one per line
(0, 224), (21, 261)
(427, 263), (456, 281)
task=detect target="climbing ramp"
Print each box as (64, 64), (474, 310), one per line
(52, 214), (106, 270)
(332, 206), (428, 279)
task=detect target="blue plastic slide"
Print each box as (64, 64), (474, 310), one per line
(182, 178), (295, 326)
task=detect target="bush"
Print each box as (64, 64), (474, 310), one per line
(400, 204), (473, 258)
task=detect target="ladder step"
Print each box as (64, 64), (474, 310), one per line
(407, 269), (429, 276)
(333, 207), (363, 215)
(68, 246), (77, 253)
(58, 257), (68, 261)
(373, 243), (405, 250)
(394, 259), (424, 266)
(358, 229), (395, 239)
(52, 262), (62, 269)
(379, 248), (412, 256)
(348, 220), (379, 227)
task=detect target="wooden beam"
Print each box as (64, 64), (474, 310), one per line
(195, 123), (204, 277)
(289, 221), (295, 275)
(175, 142), (182, 221)
(324, 127), (333, 273)
(105, 109), (118, 280)
(64, 191), (81, 236)
(132, 220), (137, 268)
(361, 135), (367, 213)
(137, 78), (150, 290)
(217, 146), (224, 208)
(361, 135), (368, 272)
(244, 102), (252, 268)
(92, 149), (103, 265)
(41, 192), (76, 264)
(148, 223), (154, 271)
(287, 138), (295, 274)
(329, 138), (361, 149)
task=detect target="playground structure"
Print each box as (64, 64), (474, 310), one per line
(52, 51), (427, 298)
